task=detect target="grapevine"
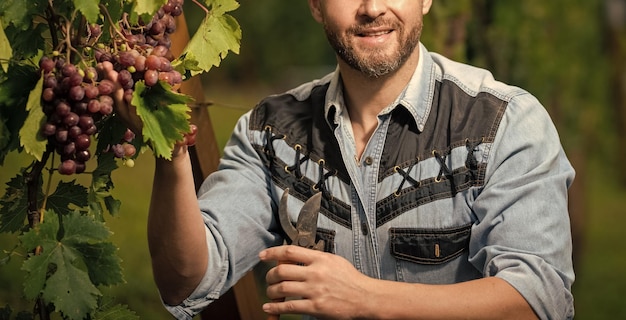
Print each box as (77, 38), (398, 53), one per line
(0, 0), (241, 319)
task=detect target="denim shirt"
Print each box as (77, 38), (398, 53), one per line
(166, 43), (575, 320)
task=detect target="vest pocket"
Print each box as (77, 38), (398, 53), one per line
(389, 223), (472, 265)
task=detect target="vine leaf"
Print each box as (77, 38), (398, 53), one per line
(132, 80), (192, 160)
(133, 0), (167, 16)
(72, 0), (100, 23)
(93, 298), (139, 320)
(0, 63), (39, 164)
(20, 211), (117, 319)
(19, 74), (46, 161)
(0, 0), (47, 30)
(179, 0), (241, 76)
(0, 19), (11, 72)
(47, 180), (89, 216)
(88, 153), (120, 221)
(0, 174), (43, 234)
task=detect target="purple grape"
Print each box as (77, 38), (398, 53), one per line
(69, 85), (85, 101)
(118, 51), (137, 67)
(41, 123), (56, 136)
(63, 112), (79, 127)
(76, 149), (91, 162)
(75, 134), (91, 150)
(118, 69), (134, 89)
(98, 79), (115, 95)
(58, 159), (77, 175)
(111, 144), (125, 158)
(56, 101), (71, 117)
(39, 56), (55, 74)
(55, 129), (68, 143)
(63, 142), (76, 156)
(144, 69), (159, 86)
(42, 88), (55, 102)
(68, 125), (82, 138)
(78, 115), (94, 130)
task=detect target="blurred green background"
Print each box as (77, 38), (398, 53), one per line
(2, 0), (626, 318)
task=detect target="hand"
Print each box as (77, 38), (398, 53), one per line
(103, 62), (197, 157)
(102, 61), (144, 136)
(259, 245), (372, 320)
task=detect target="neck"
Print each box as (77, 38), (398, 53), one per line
(340, 47), (420, 119)
(338, 47), (420, 160)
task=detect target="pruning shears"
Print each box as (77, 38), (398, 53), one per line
(267, 188), (324, 320)
(278, 188), (324, 251)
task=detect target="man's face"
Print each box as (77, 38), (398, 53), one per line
(310, 0), (432, 78)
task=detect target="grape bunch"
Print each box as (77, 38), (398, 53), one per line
(93, 0), (185, 104)
(38, 0), (186, 175)
(39, 55), (120, 175)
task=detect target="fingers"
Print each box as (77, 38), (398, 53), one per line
(259, 245), (319, 266)
(263, 298), (314, 317)
(265, 262), (307, 286)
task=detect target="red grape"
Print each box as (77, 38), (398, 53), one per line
(144, 69), (159, 86)
(58, 159), (77, 175)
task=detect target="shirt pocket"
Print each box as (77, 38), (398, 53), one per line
(316, 227), (336, 254)
(389, 223), (472, 265)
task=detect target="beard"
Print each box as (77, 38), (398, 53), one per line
(324, 19), (423, 78)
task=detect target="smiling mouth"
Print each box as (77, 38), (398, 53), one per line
(358, 30), (393, 37)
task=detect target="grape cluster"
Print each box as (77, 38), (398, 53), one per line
(38, 0), (185, 175)
(39, 56), (120, 175)
(93, 0), (184, 104)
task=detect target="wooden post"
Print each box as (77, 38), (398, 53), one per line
(170, 14), (266, 320)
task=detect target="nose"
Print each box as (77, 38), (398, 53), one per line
(357, 0), (388, 20)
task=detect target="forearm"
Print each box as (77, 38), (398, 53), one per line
(148, 147), (208, 305)
(363, 277), (537, 320)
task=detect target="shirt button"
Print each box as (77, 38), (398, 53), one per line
(361, 222), (369, 235)
(364, 156), (374, 166)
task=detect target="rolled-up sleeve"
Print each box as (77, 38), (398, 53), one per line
(163, 111), (284, 319)
(469, 93), (576, 319)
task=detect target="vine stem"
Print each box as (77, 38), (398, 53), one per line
(191, 0), (210, 15)
(25, 147), (53, 320)
(26, 149), (52, 229)
(39, 152), (56, 224)
(99, 4), (128, 42)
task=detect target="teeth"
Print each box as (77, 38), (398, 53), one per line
(362, 30), (390, 37)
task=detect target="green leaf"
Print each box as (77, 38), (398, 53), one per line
(73, 0), (100, 23)
(132, 81), (192, 159)
(104, 196), (121, 216)
(88, 153), (118, 220)
(3, 19), (46, 60)
(181, 7), (241, 75)
(74, 242), (123, 286)
(0, 116), (9, 152)
(20, 211), (62, 298)
(47, 180), (89, 216)
(20, 211), (124, 319)
(0, 0), (47, 30)
(0, 20), (12, 73)
(94, 298), (139, 320)
(0, 63), (39, 164)
(203, 0), (240, 15)
(18, 73), (46, 161)
(133, 0), (167, 16)
(0, 173), (42, 234)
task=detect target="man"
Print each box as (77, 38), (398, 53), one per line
(114, 0), (575, 319)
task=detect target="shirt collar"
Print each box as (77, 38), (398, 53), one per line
(324, 42), (435, 133)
